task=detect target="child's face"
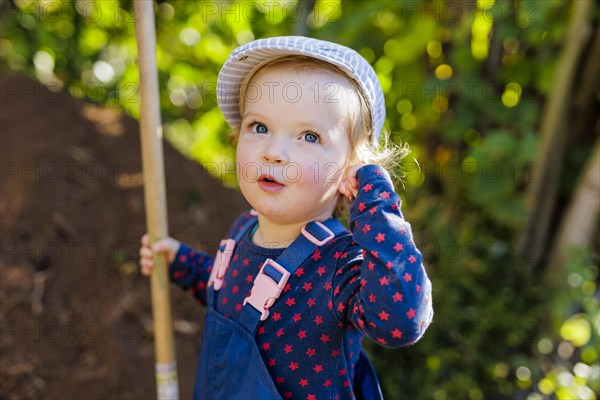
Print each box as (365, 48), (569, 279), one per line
(236, 68), (352, 225)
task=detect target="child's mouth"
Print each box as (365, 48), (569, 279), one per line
(258, 175), (285, 192)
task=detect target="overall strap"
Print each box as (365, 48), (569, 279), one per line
(239, 218), (347, 334)
(207, 211), (258, 308)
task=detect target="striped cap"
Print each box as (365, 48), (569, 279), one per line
(217, 36), (385, 146)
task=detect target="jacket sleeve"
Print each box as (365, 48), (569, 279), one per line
(169, 244), (215, 305)
(332, 164), (433, 347)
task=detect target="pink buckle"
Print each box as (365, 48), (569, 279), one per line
(243, 259), (290, 321)
(208, 239), (236, 291)
(301, 221), (334, 246)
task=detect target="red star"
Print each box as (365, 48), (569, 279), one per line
(406, 308), (416, 319)
(231, 269), (238, 277)
(416, 285), (421, 294)
(314, 315), (323, 325)
(320, 334), (330, 343)
(285, 298), (296, 307)
(378, 310), (390, 321)
(276, 376), (285, 385)
(273, 312), (282, 321)
(268, 358), (276, 367)
(284, 344), (293, 354)
(369, 206), (378, 215)
(284, 283), (291, 292)
(362, 224), (371, 234)
(394, 242), (403, 252)
(179, 255), (187, 263)
(334, 251), (342, 259)
(298, 330), (306, 340)
(289, 362), (299, 371)
(379, 276), (390, 286)
(222, 297), (228, 305)
(337, 302), (345, 313)
(375, 233), (385, 243)
(377, 337), (387, 345)
(379, 191), (390, 199)
(371, 250), (379, 258)
(375, 168), (383, 175)
(393, 292), (403, 302)
(235, 303), (242, 312)
(307, 394), (317, 400)
(306, 348), (316, 357)
(369, 293), (376, 302)
(363, 183), (373, 192)
(358, 202), (366, 212)
(324, 282), (332, 291)
(299, 379), (309, 387)
(262, 342), (271, 351)
(313, 364), (324, 373)
(339, 368), (347, 376)
(293, 313), (302, 323)
(303, 282), (313, 291)
(243, 258), (249, 266)
(307, 298), (316, 307)
(232, 285), (239, 294)
(408, 255), (417, 263)
(386, 261), (393, 269)
(323, 379), (333, 388)
(391, 328), (403, 338)
(403, 273), (412, 282)
(246, 274), (253, 283)
(317, 266), (326, 276)
(277, 328), (285, 337)
(295, 268), (305, 277)
(284, 392), (292, 399)
(330, 349), (340, 357)
(312, 249), (321, 261)
(258, 327), (266, 335)
(367, 261), (375, 270)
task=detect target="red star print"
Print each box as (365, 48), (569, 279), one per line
(232, 269), (238, 278)
(314, 365), (323, 373)
(314, 315), (323, 325)
(284, 283), (291, 292)
(221, 297), (228, 305)
(262, 342), (271, 351)
(298, 330), (306, 340)
(293, 313), (302, 323)
(394, 242), (403, 252)
(295, 268), (305, 277)
(379, 191), (390, 199)
(375, 233), (385, 243)
(369, 206), (378, 215)
(334, 251), (342, 259)
(330, 349), (340, 357)
(386, 261), (393, 269)
(289, 362), (299, 371)
(303, 282), (313, 291)
(416, 285), (421, 294)
(306, 348), (316, 357)
(369, 293), (377, 303)
(258, 327), (266, 335)
(179, 255), (187, 263)
(368, 261), (375, 270)
(363, 183), (373, 192)
(358, 202), (366, 212)
(268, 358), (276, 367)
(403, 273), (413, 282)
(317, 266), (326, 276)
(285, 298), (296, 307)
(339, 368), (347, 376)
(320, 334), (330, 343)
(323, 379), (333, 388)
(324, 282), (332, 291)
(232, 285), (239, 294)
(233, 254), (239, 261)
(308, 394), (317, 400)
(375, 168), (383, 175)
(391, 328), (403, 338)
(408, 255), (417, 263)
(273, 312), (282, 321)
(337, 302), (345, 313)
(371, 250), (379, 258)
(393, 292), (403, 302)
(243, 258), (249, 266)
(246, 274), (253, 283)
(377, 337), (387, 345)
(312, 249), (321, 261)
(379, 276), (390, 286)
(362, 224), (371, 234)
(299, 379), (309, 387)
(307, 298), (316, 307)
(235, 303), (242, 312)
(378, 310), (390, 321)
(277, 328), (285, 337)
(284, 392), (292, 399)
(284, 344), (293, 354)
(276, 376), (285, 385)
(406, 308), (416, 319)
(391, 203), (399, 210)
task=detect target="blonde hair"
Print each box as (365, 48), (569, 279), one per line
(233, 55), (408, 216)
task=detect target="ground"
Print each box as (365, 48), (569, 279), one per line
(0, 73), (249, 399)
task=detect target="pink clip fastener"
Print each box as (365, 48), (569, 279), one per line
(208, 239), (236, 291)
(243, 259), (290, 321)
(301, 221), (334, 246)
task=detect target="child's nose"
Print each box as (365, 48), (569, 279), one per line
(261, 138), (288, 163)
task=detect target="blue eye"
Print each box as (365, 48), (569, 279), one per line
(250, 122), (268, 134)
(303, 132), (320, 143)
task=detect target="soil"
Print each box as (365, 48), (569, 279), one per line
(0, 73), (249, 399)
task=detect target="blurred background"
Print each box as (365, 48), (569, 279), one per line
(1, 0), (598, 399)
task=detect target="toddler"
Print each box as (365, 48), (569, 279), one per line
(140, 36), (433, 400)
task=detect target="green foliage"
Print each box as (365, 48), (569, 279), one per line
(2, 0), (598, 399)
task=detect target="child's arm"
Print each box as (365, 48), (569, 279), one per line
(334, 164), (433, 347)
(139, 234), (214, 305)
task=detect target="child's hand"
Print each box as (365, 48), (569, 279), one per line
(139, 233), (181, 276)
(339, 163), (365, 200)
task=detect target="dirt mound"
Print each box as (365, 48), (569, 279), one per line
(0, 73), (248, 399)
